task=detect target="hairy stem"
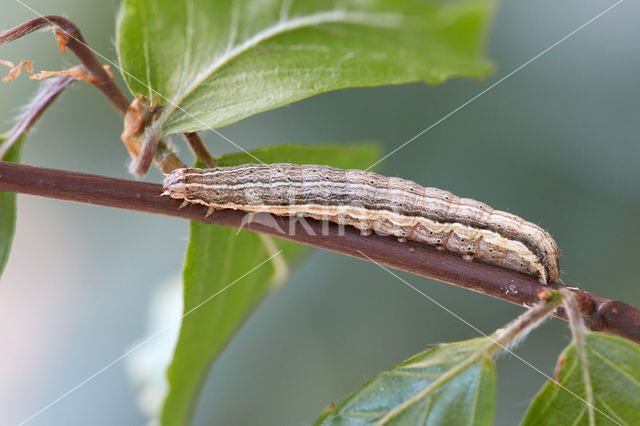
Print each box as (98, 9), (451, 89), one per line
(561, 289), (595, 426)
(1, 161), (639, 344)
(378, 293), (561, 424)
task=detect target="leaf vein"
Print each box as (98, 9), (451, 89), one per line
(164, 9), (403, 122)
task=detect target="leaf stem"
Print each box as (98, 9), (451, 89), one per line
(132, 126), (162, 176)
(183, 132), (216, 168)
(376, 293), (562, 425)
(561, 289), (595, 426)
(1, 161), (639, 344)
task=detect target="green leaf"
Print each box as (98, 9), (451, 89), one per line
(162, 142), (381, 426)
(216, 143), (380, 168)
(0, 135), (25, 277)
(116, 0), (494, 134)
(316, 337), (496, 425)
(522, 332), (640, 426)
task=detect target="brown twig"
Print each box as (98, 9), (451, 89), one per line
(0, 16), (129, 115)
(183, 132), (216, 167)
(132, 124), (162, 176)
(1, 161), (639, 344)
(1, 16), (185, 174)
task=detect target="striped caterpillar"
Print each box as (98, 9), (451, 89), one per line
(163, 164), (560, 283)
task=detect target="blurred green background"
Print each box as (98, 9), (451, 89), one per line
(1, 1), (639, 425)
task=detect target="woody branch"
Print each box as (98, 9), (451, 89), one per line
(1, 161), (639, 344)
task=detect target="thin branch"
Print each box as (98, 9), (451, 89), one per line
(1, 16), (186, 174)
(132, 126), (162, 176)
(183, 132), (216, 167)
(0, 16), (129, 115)
(0, 71), (77, 158)
(1, 161), (639, 344)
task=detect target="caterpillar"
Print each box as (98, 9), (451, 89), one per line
(162, 164), (560, 283)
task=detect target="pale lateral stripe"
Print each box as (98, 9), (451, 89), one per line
(184, 196), (541, 274)
(183, 198), (532, 256)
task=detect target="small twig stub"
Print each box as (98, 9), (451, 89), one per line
(163, 164), (560, 283)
